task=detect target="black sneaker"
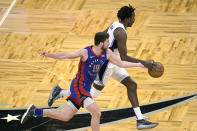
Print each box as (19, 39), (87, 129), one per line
(137, 119), (158, 130)
(21, 104), (36, 124)
(48, 85), (62, 106)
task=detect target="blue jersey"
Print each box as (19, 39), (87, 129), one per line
(67, 46), (107, 109)
(75, 46), (107, 87)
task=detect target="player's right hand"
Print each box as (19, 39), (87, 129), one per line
(142, 60), (157, 70)
(145, 60), (158, 71)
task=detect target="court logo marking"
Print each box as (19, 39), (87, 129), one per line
(0, 92), (196, 130)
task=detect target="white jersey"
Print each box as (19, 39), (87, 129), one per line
(107, 21), (126, 56)
(94, 21), (129, 85)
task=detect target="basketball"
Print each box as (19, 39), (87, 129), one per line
(148, 62), (164, 78)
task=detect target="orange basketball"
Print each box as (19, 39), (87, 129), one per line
(148, 62), (164, 78)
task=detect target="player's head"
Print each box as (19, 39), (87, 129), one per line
(94, 32), (109, 51)
(117, 4), (135, 27)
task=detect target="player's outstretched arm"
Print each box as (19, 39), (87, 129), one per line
(107, 49), (144, 68)
(39, 49), (87, 60)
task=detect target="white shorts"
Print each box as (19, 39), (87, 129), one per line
(94, 61), (129, 86)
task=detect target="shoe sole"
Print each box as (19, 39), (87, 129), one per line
(21, 104), (34, 124)
(48, 85), (59, 106)
(137, 123), (158, 130)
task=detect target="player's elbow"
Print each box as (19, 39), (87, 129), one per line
(61, 116), (72, 122)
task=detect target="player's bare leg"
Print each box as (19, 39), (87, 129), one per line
(121, 76), (158, 130)
(86, 101), (101, 131)
(121, 77), (139, 108)
(43, 103), (78, 121)
(21, 102), (78, 124)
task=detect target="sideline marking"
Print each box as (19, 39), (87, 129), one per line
(0, 0), (17, 27)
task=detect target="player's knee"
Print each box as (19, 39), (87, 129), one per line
(97, 111), (101, 118)
(92, 109), (101, 118)
(60, 110), (73, 122)
(131, 81), (137, 89)
(90, 106), (101, 119)
(127, 81), (137, 91)
(121, 77), (137, 90)
(61, 115), (72, 122)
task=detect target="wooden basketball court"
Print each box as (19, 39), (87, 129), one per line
(0, 0), (197, 130)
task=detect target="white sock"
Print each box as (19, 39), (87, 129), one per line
(90, 87), (101, 98)
(59, 89), (71, 97)
(133, 107), (144, 120)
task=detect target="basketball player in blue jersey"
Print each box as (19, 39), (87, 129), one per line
(49, 5), (159, 130)
(21, 32), (145, 131)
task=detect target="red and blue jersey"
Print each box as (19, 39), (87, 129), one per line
(67, 46), (107, 109)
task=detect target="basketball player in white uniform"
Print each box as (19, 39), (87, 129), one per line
(48, 5), (158, 130)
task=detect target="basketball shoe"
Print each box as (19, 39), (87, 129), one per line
(137, 119), (158, 130)
(21, 104), (36, 124)
(48, 85), (63, 106)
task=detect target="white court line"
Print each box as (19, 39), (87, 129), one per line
(0, 0), (17, 27)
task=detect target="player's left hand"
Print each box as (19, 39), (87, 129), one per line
(142, 60), (157, 70)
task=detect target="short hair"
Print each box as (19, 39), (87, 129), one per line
(117, 4), (135, 21)
(94, 32), (109, 45)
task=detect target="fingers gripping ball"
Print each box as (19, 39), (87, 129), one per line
(148, 62), (164, 78)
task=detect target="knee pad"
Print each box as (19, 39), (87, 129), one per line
(83, 97), (95, 108)
(90, 87), (101, 98)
